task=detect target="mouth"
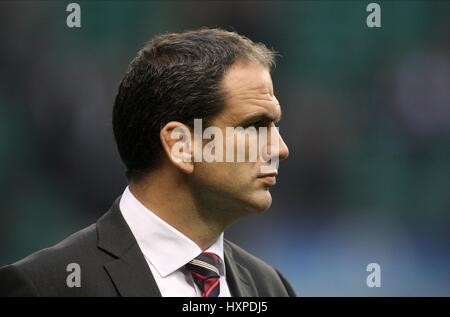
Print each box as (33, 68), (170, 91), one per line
(257, 171), (278, 186)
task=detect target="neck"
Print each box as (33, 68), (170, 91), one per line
(129, 167), (233, 250)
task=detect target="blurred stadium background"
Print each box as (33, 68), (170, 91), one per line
(0, 1), (449, 296)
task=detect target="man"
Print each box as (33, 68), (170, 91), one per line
(0, 28), (294, 297)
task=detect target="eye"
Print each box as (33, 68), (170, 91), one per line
(244, 120), (271, 129)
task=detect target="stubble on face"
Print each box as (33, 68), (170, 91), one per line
(189, 60), (287, 218)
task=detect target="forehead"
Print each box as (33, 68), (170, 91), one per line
(219, 61), (281, 124)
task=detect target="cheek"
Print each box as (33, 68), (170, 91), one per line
(194, 162), (255, 189)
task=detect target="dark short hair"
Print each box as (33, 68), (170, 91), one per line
(113, 28), (276, 181)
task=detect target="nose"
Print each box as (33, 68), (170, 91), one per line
(263, 125), (289, 162)
(278, 133), (289, 161)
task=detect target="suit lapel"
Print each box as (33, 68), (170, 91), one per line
(104, 243), (161, 297)
(224, 240), (258, 297)
(97, 197), (161, 297)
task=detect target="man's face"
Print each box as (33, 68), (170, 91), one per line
(189, 61), (289, 217)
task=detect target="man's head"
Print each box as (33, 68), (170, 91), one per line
(113, 28), (288, 217)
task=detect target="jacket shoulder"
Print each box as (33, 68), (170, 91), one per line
(0, 223), (114, 296)
(11, 223), (98, 269)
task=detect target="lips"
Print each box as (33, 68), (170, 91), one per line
(257, 171), (278, 186)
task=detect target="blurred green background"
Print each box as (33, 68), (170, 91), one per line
(0, 1), (449, 295)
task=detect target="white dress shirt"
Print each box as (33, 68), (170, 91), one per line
(119, 186), (231, 297)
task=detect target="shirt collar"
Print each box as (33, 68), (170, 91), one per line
(119, 186), (225, 278)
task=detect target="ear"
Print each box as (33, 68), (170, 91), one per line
(160, 121), (194, 174)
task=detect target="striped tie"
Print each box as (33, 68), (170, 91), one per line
(185, 252), (221, 297)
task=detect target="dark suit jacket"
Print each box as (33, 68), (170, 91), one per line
(0, 197), (296, 297)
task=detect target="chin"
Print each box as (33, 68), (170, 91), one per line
(246, 190), (273, 213)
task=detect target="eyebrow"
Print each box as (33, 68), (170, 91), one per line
(239, 109), (283, 127)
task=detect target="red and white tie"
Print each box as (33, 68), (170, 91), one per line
(185, 252), (221, 297)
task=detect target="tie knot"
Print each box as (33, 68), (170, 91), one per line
(185, 252), (222, 297)
(186, 252), (222, 278)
